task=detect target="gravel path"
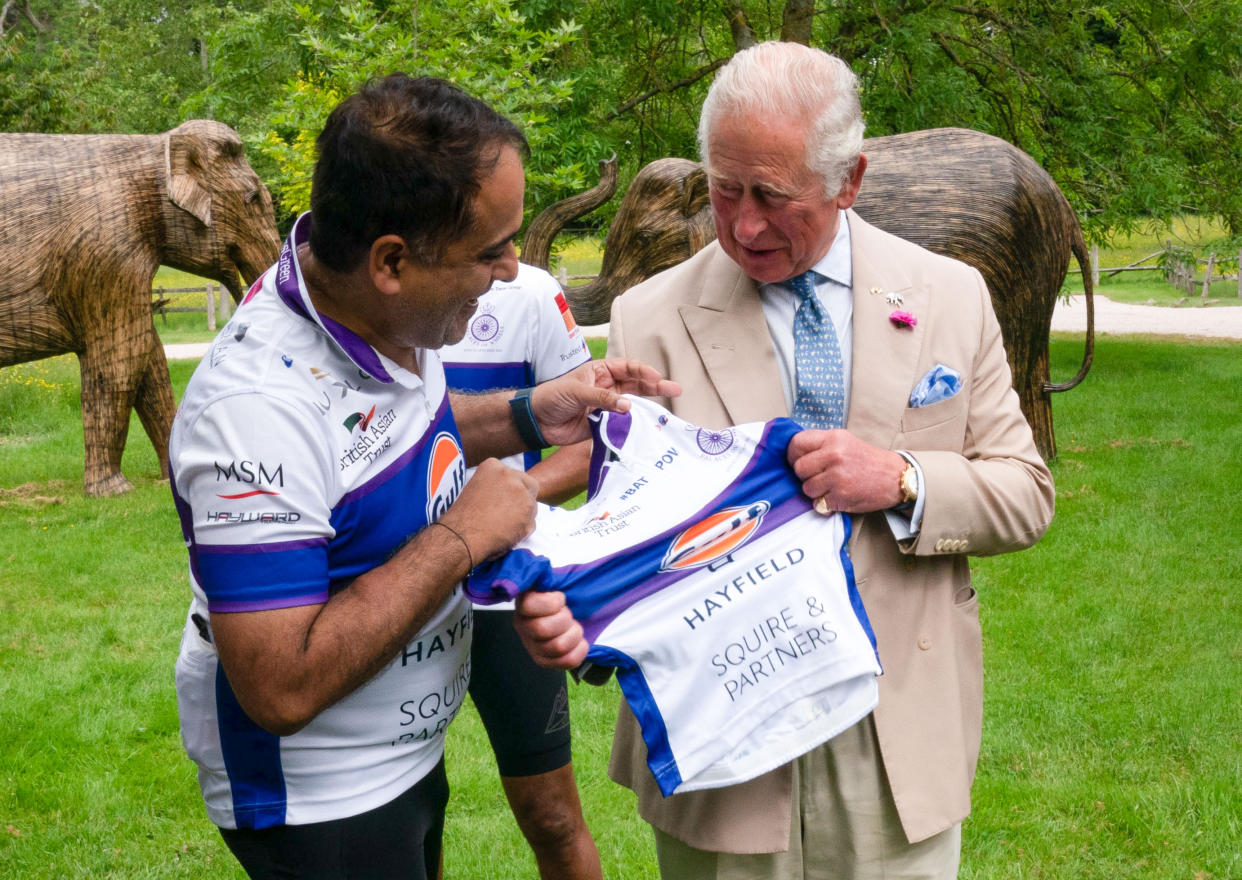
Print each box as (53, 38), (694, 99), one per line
(163, 295), (1242, 361)
(1052, 295), (1242, 339)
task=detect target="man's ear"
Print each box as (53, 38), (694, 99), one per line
(369, 235), (409, 295)
(834, 154), (868, 210)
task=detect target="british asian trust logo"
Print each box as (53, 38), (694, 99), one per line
(659, 501), (771, 572)
(426, 432), (467, 522)
(343, 405), (376, 433)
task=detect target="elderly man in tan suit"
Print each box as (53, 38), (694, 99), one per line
(517, 42), (1055, 879)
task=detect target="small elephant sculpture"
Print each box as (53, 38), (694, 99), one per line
(525, 128), (1094, 460)
(0, 120), (280, 495)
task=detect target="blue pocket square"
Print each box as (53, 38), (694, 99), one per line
(909, 364), (962, 407)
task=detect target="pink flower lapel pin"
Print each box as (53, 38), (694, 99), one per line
(889, 310), (918, 329)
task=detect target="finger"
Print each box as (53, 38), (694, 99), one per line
(597, 360), (681, 398)
(786, 429), (827, 463)
(515, 589), (567, 619)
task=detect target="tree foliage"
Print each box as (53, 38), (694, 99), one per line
(3, 0), (1239, 236)
(183, 0), (594, 227)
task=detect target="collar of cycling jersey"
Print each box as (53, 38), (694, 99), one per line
(273, 212), (400, 385)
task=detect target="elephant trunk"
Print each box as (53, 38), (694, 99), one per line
(523, 156), (619, 270)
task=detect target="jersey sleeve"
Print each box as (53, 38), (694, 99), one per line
(525, 267), (591, 382)
(171, 391), (337, 613)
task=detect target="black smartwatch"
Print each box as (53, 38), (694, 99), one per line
(508, 387), (551, 450)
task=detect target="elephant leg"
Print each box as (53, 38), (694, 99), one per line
(78, 320), (148, 496)
(133, 323), (175, 480)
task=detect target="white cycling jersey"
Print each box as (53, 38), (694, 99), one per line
(172, 212), (471, 829)
(468, 396), (882, 796)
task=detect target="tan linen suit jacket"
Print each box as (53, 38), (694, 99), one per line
(605, 210), (1055, 851)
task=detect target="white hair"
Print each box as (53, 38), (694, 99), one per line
(698, 42), (865, 198)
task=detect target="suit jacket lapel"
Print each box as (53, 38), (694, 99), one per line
(846, 211), (928, 447)
(678, 247), (788, 425)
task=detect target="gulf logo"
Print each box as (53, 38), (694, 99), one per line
(426, 431), (466, 522)
(659, 501), (770, 572)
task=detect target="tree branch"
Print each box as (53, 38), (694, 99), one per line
(780, 0), (814, 45)
(607, 57), (728, 120)
(721, 0), (756, 51)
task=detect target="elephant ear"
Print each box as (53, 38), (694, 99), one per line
(166, 129), (212, 227)
(681, 165), (714, 253)
(681, 165), (710, 217)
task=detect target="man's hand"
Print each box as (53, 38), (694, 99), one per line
(787, 429), (906, 514)
(531, 358), (681, 447)
(513, 590), (589, 669)
(439, 458), (539, 563)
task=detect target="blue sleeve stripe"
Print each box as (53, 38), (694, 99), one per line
(442, 361), (531, 392)
(198, 543), (328, 609)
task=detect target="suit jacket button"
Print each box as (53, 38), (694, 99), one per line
(918, 637), (932, 651)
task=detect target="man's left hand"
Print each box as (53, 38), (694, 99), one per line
(788, 429), (906, 513)
(532, 358), (681, 447)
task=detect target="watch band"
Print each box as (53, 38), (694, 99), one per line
(508, 387), (551, 450)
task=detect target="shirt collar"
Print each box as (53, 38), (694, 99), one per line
(807, 210), (852, 289)
(274, 212), (400, 385)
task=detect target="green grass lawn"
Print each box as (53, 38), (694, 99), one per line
(2, 327), (1240, 877)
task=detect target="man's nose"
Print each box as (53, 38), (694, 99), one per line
(733, 195), (768, 242)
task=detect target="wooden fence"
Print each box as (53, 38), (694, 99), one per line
(1089, 243), (1242, 299)
(151, 284), (233, 330)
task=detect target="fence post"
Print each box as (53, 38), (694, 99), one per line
(1238, 249), (1241, 299)
(207, 283), (217, 331)
(1201, 253), (1215, 299)
(1090, 243), (1099, 288)
(218, 284), (232, 322)
(558, 266), (569, 289)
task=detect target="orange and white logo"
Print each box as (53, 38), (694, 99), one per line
(426, 432), (466, 522)
(659, 501), (770, 572)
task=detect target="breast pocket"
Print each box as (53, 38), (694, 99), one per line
(897, 393), (968, 448)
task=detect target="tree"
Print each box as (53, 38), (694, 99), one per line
(187, 0), (597, 228)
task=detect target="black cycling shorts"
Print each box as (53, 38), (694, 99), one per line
(468, 608), (573, 777)
(219, 757), (448, 880)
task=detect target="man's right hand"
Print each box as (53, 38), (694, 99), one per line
(439, 457), (539, 564)
(514, 590), (589, 669)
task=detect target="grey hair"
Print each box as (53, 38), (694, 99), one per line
(698, 42), (865, 198)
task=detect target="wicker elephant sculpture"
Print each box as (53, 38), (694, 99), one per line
(0, 120), (280, 495)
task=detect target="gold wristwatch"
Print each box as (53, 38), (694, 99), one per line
(898, 459), (919, 505)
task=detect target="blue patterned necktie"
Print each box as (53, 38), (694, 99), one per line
(789, 270), (846, 429)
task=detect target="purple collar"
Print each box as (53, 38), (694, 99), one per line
(274, 213), (396, 384)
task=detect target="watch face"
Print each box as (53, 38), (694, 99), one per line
(900, 465), (918, 502)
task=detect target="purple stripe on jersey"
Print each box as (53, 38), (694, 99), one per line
(211, 591), (330, 613)
(275, 213), (394, 384)
(337, 394), (451, 508)
(319, 310), (392, 384)
(604, 408), (633, 451)
(197, 536), (330, 555)
(170, 480), (206, 589)
(580, 496), (812, 645)
(441, 360), (527, 374)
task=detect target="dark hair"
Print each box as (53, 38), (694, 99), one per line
(309, 74), (528, 272)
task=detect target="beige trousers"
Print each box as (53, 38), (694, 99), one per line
(652, 716), (961, 880)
